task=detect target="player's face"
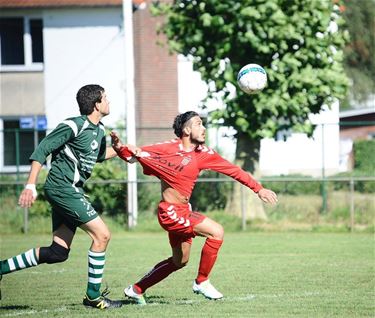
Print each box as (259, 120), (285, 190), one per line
(189, 116), (206, 145)
(97, 92), (110, 117)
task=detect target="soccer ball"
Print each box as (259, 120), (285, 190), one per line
(237, 64), (267, 94)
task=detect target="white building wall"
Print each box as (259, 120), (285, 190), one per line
(43, 8), (126, 130)
(260, 102), (340, 177)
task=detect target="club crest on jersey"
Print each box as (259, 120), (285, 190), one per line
(91, 140), (98, 150)
(181, 156), (191, 166)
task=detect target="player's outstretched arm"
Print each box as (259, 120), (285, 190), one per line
(110, 131), (141, 163)
(105, 147), (118, 159)
(110, 131), (123, 152)
(18, 161), (42, 208)
(257, 188), (278, 204)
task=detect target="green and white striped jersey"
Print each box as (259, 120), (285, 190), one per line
(30, 115), (107, 192)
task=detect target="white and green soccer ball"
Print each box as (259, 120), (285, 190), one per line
(237, 63), (267, 94)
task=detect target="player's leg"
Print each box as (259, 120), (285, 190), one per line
(125, 237), (191, 305)
(0, 221), (73, 300)
(192, 217), (224, 299)
(0, 212), (73, 277)
(46, 188), (120, 309)
(80, 216), (122, 309)
(39, 223), (74, 263)
(80, 216), (110, 300)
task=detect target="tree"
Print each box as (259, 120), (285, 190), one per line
(151, 0), (349, 218)
(341, 0), (375, 109)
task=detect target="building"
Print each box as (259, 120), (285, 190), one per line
(0, 0), (180, 173)
(339, 108), (375, 171)
(259, 102), (341, 177)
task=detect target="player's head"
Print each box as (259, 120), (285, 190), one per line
(173, 111), (200, 138)
(173, 111), (205, 145)
(76, 84), (105, 115)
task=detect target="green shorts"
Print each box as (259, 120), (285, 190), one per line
(44, 187), (99, 233)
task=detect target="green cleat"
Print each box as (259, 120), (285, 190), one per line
(83, 288), (122, 309)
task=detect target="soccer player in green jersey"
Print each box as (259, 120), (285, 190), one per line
(0, 84), (122, 309)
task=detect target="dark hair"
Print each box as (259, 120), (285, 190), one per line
(76, 84), (105, 115)
(173, 111), (199, 138)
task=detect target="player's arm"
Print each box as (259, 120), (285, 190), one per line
(110, 131), (141, 163)
(18, 121), (74, 208)
(18, 161), (42, 208)
(104, 147), (117, 160)
(201, 151), (277, 204)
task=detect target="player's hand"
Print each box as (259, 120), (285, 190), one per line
(18, 186), (38, 208)
(127, 144), (142, 157)
(258, 188), (278, 205)
(110, 131), (123, 151)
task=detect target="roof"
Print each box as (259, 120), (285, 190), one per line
(0, 0), (145, 8)
(340, 108), (375, 119)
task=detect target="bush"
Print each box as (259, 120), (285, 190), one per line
(354, 139), (375, 171)
(190, 170), (232, 212)
(261, 174), (322, 195)
(85, 158), (127, 216)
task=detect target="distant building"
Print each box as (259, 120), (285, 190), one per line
(339, 108), (375, 171)
(259, 102), (341, 177)
(0, 0), (179, 173)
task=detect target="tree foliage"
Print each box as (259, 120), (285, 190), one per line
(342, 0), (375, 108)
(152, 0), (349, 170)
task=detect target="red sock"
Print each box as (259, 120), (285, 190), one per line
(196, 238), (223, 284)
(135, 257), (179, 293)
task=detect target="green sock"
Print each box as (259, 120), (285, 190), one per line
(0, 249), (38, 274)
(86, 250), (106, 300)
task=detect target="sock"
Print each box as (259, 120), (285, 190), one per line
(0, 249), (38, 275)
(196, 238), (223, 284)
(86, 250), (106, 300)
(135, 257), (179, 293)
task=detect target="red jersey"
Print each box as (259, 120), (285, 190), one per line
(117, 139), (263, 199)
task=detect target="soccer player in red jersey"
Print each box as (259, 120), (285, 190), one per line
(111, 111), (277, 303)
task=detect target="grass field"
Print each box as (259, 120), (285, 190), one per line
(0, 232), (373, 318)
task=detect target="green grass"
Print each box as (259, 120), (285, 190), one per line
(0, 232), (374, 317)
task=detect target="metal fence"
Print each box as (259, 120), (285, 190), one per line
(1, 177), (374, 233)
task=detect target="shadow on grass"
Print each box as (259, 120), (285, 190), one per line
(0, 305), (30, 310)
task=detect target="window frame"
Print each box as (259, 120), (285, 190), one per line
(0, 15), (44, 72)
(0, 117), (47, 173)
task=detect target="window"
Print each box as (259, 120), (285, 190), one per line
(3, 119), (46, 166)
(0, 18), (24, 65)
(0, 17), (44, 70)
(30, 19), (44, 63)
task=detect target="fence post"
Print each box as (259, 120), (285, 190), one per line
(350, 179), (355, 232)
(240, 185), (246, 231)
(321, 124), (327, 213)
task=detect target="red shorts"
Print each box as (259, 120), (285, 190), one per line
(157, 201), (206, 247)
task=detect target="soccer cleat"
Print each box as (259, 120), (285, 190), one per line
(124, 285), (147, 305)
(83, 288), (122, 309)
(192, 280), (223, 300)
